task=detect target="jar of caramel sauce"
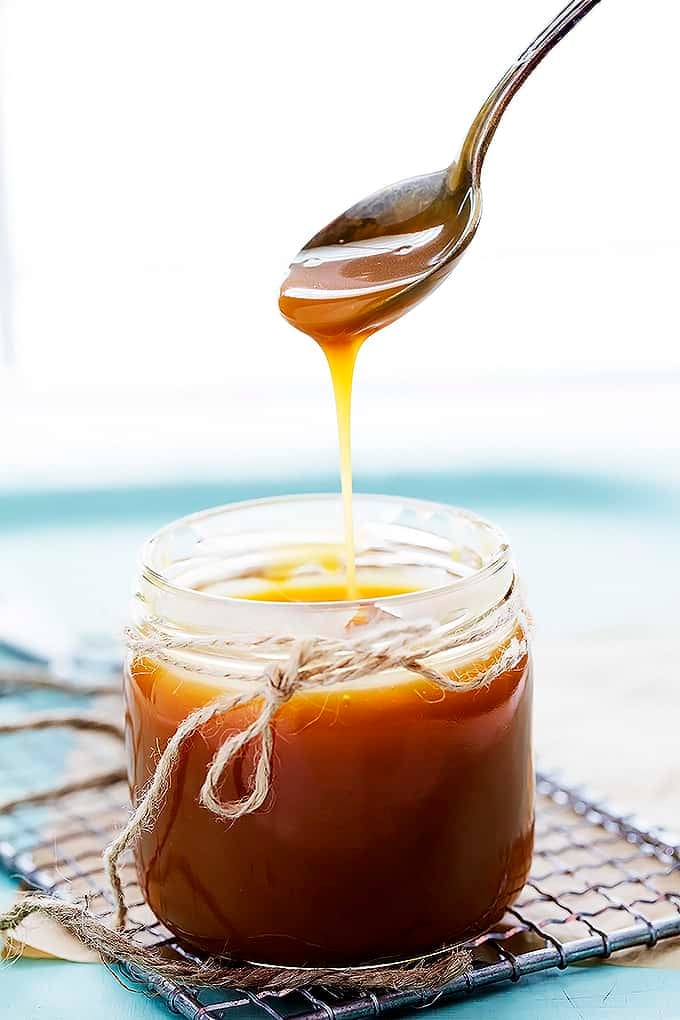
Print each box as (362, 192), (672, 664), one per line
(125, 494), (533, 967)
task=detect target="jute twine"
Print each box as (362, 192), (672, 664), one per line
(0, 665), (120, 696)
(0, 594), (526, 992)
(0, 893), (472, 991)
(0, 671), (126, 812)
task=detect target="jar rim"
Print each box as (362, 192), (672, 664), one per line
(139, 492), (511, 614)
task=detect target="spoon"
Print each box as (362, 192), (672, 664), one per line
(280, 0), (603, 341)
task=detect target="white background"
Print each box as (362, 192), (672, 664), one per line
(0, 2), (678, 844)
(0, 0), (678, 487)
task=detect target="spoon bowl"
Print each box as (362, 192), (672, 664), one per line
(279, 167), (481, 341)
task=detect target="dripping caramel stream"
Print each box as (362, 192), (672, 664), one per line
(320, 336), (364, 599)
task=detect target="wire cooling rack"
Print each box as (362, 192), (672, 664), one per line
(2, 708), (680, 1019)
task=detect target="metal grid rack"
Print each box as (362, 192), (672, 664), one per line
(1, 715), (680, 1019)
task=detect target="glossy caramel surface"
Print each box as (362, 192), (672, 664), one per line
(126, 581), (534, 966)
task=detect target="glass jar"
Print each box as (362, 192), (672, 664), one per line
(125, 494), (533, 967)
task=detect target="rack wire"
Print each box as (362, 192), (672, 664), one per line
(1, 703), (680, 1019)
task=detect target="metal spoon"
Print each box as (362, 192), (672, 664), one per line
(280, 0), (603, 341)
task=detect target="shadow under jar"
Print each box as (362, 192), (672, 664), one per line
(125, 494), (534, 967)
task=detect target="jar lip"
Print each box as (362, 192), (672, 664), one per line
(140, 492), (511, 612)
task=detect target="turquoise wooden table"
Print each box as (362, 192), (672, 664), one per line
(2, 470), (679, 1020)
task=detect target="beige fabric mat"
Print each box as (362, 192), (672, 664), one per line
(535, 630), (680, 969)
(534, 631), (679, 830)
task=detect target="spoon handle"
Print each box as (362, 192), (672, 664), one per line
(458, 0), (603, 181)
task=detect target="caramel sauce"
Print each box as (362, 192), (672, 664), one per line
(322, 337), (362, 599)
(279, 224), (460, 599)
(126, 578), (534, 966)
(277, 224), (453, 342)
(242, 578), (417, 603)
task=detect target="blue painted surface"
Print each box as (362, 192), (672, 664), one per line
(1, 470), (677, 537)
(1, 471), (679, 1018)
(0, 868), (170, 1020)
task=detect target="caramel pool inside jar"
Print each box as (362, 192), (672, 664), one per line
(125, 565), (533, 966)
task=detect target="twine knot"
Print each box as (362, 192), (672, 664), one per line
(265, 641), (310, 702)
